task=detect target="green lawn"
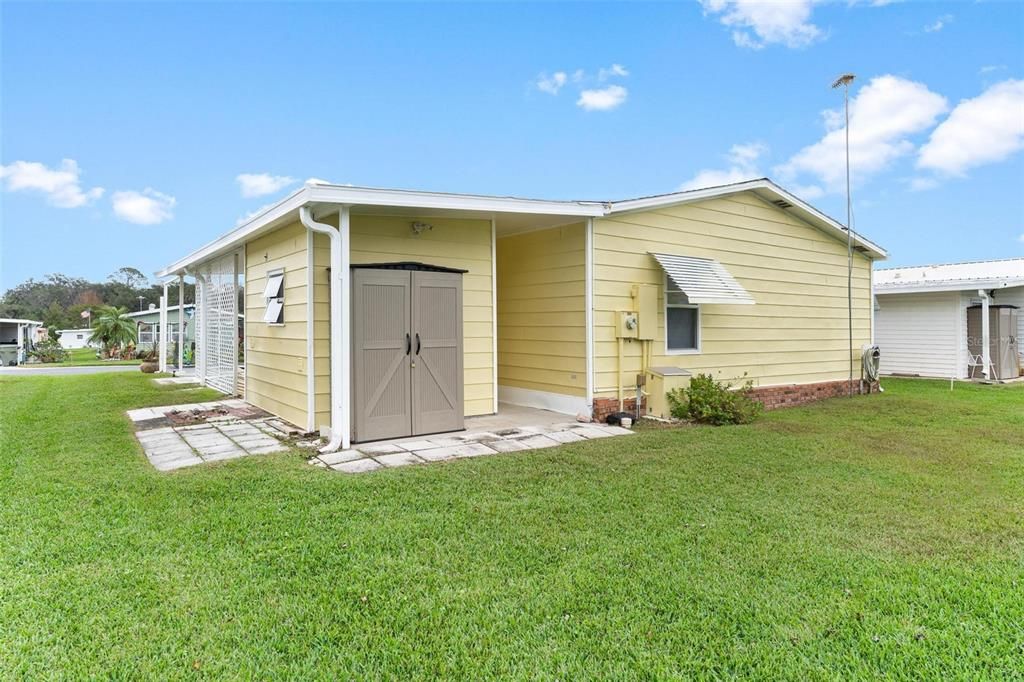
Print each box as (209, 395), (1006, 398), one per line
(1, 374), (1021, 678)
(58, 346), (141, 366)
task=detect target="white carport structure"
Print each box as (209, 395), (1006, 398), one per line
(0, 318), (44, 366)
(874, 258), (1024, 380)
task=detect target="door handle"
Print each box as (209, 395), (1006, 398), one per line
(405, 333), (411, 355)
(415, 333), (421, 355)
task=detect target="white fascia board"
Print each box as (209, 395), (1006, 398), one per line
(606, 178), (888, 260)
(875, 279), (1024, 295)
(305, 183), (606, 217)
(155, 185), (606, 280)
(156, 187), (310, 278)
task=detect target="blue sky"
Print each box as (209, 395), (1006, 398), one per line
(2, 1), (1022, 290)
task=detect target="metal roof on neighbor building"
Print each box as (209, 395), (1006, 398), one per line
(650, 252), (755, 305)
(875, 257), (1024, 294)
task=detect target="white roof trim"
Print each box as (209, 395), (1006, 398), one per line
(875, 279), (1024, 295)
(652, 252), (755, 305)
(0, 318), (44, 325)
(157, 178), (886, 278)
(608, 179), (887, 260)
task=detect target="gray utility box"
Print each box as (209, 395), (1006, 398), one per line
(967, 304), (1020, 380)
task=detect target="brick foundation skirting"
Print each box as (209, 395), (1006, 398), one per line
(745, 379), (880, 411)
(592, 379), (879, 420)
(592, 396), (646, 423)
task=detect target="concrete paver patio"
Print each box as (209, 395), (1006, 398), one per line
(130, 399), (292, 471)
(307, 403), (635, 474)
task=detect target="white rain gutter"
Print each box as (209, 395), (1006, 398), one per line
(979, 289), (991, 380)
(299, 205), (350, 452)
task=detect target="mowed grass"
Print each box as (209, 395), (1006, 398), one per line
(59, 347), (141, 366)
(1, 374), (1022, 679)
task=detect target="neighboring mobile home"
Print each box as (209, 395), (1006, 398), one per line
(126, 304), (197, 351)
(56, 328), (95, 350)
(0, 318), (43, 365)
(874, 258), (1024, 380)
(155, 178), (886, 449)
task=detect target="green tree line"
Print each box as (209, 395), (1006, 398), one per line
(0, 267), (194, 337)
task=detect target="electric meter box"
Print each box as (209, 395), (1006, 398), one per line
(645, 366), (692, 419)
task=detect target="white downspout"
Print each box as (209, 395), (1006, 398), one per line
(305, 228), (316, 433)
(299, 205), (350, 452)
(979, 289), (991, 381)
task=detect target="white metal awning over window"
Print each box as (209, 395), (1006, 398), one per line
(263, 272), (284, 298)
(651, 253), (755, 305)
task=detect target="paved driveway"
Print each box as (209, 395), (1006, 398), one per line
(0, 365), (141, 376)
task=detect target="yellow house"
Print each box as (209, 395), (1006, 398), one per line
(155, 178), (886, 450)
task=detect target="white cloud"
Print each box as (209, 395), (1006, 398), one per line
(923, 14), (952, 33)
(680, 142), (766, 190)
(908, 176), (939, 192)
(536, 71), (568, 95)
(699, 0), (823, 49)
(1019, 233), (1024, 244)
(917, 79), (1024, 176)
(0, 159), (104, 208)
(577, 85), (628, 111)
(775, 75), (948, 193)
(111, 188), (175, 225)
(236, 172), (298, 198)
(598, 63), (629, 81)
(980, 65), (1006, 75)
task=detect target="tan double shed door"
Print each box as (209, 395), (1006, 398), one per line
(352, 267), (465, 442)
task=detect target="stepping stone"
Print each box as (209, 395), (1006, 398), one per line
(332, 458), (383, 474)
(546, 430), (586, 444)
(318, 449), (365, 466)
(573, 427), (615, 439)
(487, 439), (530, 453)
(358, 442), (406, 455)
(153, 456), (204, 471)
(517, 434), (561, 450)
(202, 450), (246, 462)
(600, 425), (635, 435)
(395, 440), (436, 451)
(244, 444), (287, 455)
(448, 442), (497, 458)
(414, 447), (458, 462)
(374, 451), (424, 468)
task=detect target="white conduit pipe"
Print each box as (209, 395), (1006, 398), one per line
(299, 206), (345, 453)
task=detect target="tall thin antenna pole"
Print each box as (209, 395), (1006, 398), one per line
(832, 73), (856, 398)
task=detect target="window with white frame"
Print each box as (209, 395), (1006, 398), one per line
(263, 270), (284, 324)
(665, 277), (700, 353)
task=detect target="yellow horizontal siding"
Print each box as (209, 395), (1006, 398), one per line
(593, 191), (875, 395)
(244, 222), (311, 429)
(497, 224), (587, 398)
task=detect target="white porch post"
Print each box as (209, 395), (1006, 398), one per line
(16, 323), (24, 364)
(584, 217), (595, 415)
(177, 275), (185, 371)
(491, 218), (498, 414)
(339, 205), (352, 450)
(159, 281), (169, 372)
(980, 289), (991, 380)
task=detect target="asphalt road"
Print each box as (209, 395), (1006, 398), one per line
(0, 365), (141, 376)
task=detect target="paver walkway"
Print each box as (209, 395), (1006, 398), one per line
(309, 421), (634, 474)
(130, 399), (294, 471)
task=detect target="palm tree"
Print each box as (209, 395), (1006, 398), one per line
(91, 305), (137, 357)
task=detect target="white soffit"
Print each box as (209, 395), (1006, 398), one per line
(651, 252), (755, 305)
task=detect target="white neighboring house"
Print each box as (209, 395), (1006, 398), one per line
(874, 258), (1024, 380)
(56, 328), (96, 350)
